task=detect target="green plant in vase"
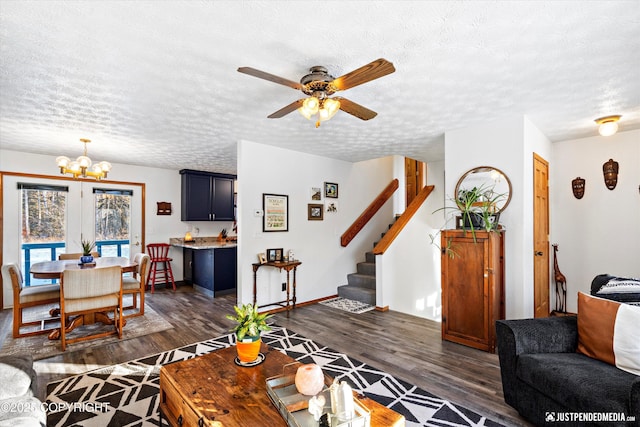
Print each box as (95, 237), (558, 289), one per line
(80, 239), (96, 263)
(81, 239), (96, 256)
(433, 183), (506, 243)
(226, 303), (272, 362)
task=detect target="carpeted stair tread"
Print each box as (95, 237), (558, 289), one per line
(337, 284), (376, 306)
(365, 252), (376, 263)
(346, 273), (376, 289)
(357, 262), (376, 275)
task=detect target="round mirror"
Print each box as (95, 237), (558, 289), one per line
(454, 166), (512, 213)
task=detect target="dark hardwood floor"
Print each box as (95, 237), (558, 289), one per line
(0, 285), (531, 426)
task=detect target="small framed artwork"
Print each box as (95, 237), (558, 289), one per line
(324, 182), (338, 198)
(326, 200), (338, 213)
(308, 204), (324, 220)
(267, 248), (283, 262)
(311, 187), (322, 200)
(263, 193), (289, 232)
(258, 253), (267, 264)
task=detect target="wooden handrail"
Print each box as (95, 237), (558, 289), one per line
(340, 179), (399, 247)
(372, 185), (435, 255)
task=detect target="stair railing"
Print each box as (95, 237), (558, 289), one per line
(340, 179), (399, 247)
(372, 185), (435, 255)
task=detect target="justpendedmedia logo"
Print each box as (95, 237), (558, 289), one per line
(545, 411), (635, 423)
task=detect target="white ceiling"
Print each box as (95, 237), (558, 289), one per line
(1, 1), (639, 175)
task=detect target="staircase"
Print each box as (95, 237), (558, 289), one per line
(337, 250), (377, 305)
(338, 217), (398, 306)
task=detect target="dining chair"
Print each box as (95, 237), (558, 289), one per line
(1, 263), (61, 338)
(59, 265), (123, 351)
(147, 243), (176, 293)
(59, 252), (100, 260)
(122, 253), (150, 318)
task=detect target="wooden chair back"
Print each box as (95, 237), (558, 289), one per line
(147, 243), (170, 261)
(133, 252), (151, 282)
(59, 252), (100, 260)
(60, 265), (123, 350)
(2, 263), (23, 294)
(2, 262), (61, 338)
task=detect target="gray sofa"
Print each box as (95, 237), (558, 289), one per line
(0, 355), (46, 426)
(495, 316), (639, 426)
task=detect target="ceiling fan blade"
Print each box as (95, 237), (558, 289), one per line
(334, 97), (377, 120)
(237, 67), (302, 90)
(331, 58), (395, 91)
(267, 99), (304, 118)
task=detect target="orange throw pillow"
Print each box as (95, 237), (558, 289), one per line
(577, 292), (619, 365)
(577, 292), (640, 375)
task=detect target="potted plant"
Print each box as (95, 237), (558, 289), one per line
(456, 184), (504, 233)
(80, 239), (96, 263)
(225, 303), (272, 362)
(432, 183), (506, 247)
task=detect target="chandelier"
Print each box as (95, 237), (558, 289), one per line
(55, 138), (112, 180)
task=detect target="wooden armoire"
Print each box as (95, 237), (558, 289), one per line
(440, 229), (505, 353)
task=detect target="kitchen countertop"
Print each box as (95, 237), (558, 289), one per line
(169, 237), (237, 249)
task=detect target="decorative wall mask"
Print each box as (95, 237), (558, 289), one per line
(602, 159), (619, 190)
(571, 177), (585, 199)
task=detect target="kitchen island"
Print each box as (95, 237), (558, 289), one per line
(170, 237), (237, 297)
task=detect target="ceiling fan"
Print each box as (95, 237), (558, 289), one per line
(237, 58), (395, 127)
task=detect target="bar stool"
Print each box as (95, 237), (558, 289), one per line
(146, 243), (176, 293)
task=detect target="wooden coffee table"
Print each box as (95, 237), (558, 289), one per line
(159, 342), (405, 427)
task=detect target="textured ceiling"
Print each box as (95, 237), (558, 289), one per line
(1, 1), (639, 175)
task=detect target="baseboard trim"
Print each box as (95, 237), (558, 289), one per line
(263, 295), (339, 315)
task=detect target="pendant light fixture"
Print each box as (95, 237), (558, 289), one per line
(55, 138), (112, 180)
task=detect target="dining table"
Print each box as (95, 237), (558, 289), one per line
(30, 256), (138, 340)
(30, 256), (137, 279)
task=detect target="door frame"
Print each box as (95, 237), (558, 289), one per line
(533, 153), (550, 317)
(0, 171), (146, 309)
(404, 157), (426, 208)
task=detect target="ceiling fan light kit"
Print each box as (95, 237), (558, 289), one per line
(595, 115), (621, 136)
(238, 58), (395, 127)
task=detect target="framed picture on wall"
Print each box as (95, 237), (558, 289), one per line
(308, 204), (324, 220)
(311, 187), (322, 200)
(324, 182), (338, 198)
(263, 193), (288, 232)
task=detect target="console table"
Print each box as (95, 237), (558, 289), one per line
(252, 260), (301, 315)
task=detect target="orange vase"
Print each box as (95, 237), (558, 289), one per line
(236, 336), (261, 362)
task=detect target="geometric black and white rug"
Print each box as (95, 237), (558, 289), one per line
(46, 325), (503, 427)
(319, 297), (376, 314)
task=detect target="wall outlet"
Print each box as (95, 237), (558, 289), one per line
(281, 282), (286, 292)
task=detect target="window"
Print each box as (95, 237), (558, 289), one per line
(93, 188), (132, 258)
(19, 183), (68, 286)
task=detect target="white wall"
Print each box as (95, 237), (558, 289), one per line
(377, 160), (445, 320)
(444, 115), (552, 319)
(550, 129), (640, 312)
(237, 140), (396, 307)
